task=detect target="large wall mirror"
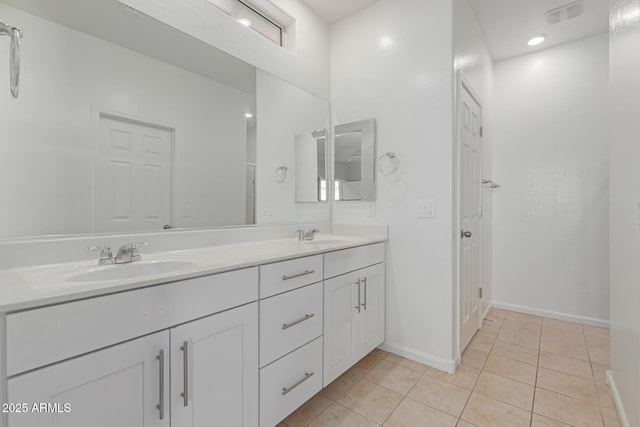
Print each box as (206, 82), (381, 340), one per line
(334, 118), (376, 201)
(0, 0), (329, 239)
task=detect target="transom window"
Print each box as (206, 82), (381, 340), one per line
(205, 0), (288, 47)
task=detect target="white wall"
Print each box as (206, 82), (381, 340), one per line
(453, 0), (494, 339)
(609, 0), (640, 425)
(256, 70), (330, 224)
(492, 34), (610, 323)
(331, 0), (456, 370)
(121, 0), (331, 100)
(0, 4), (248, 238)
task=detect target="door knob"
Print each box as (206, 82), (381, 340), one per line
(461, 230), (472, 238)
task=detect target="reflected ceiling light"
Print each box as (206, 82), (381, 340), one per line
(238, 18), (252, 27)
(379, 37), (393, 50)
(245, 112), (254, 118)
(527, 35), (546, 46)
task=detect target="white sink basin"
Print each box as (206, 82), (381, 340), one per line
(66, 260), (196, 283)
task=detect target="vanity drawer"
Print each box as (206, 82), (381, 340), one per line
(260, 255), (323, 298)
(260, 283), (323, 367)
(6, 267), (258, 376)
(324, 242), (385, 279)
(260, 337), (323, 427)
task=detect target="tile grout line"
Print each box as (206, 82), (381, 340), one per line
(530, 319), (543, 427)
(457, 311), (506, 424)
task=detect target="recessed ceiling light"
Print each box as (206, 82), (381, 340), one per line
(238, 18), (252, 27)
(379, 37), (393, 50)
(245, 113), (254, 118)
(528, 35), (546, 46)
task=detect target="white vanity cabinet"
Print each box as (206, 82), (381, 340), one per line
(7, 331), (171, 427)
(258, 256), (324, 427)
(170, 302), (258, 427)
(323, 244), (385, 385)
(0, 238), (387, 427)
(4, 268), (259, 427)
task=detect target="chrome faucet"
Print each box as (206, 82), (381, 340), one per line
(297, 229), (319, 241)
(114, 242), (148, 264)
(87, 245), (114, 265)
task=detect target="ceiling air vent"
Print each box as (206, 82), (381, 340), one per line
(545, 1), (584, 25)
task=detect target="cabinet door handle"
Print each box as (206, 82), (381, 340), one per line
(362, 277), (367, 310)
(282, 372), (314, 396)
(156, 349), (165, 420)
(355, 279), (361, 313)
(282, 313), (315, 330)
(180, 340), (189, 407)
(282, 270), (315, 281)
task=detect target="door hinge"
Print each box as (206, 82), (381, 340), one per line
(480, 126), (483, 137)
(479, 288), (483, 298)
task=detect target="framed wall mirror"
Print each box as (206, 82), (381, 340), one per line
(334, 118), (376, 201)
(294, 128), (327, 203)
(0, 0), (330, 239)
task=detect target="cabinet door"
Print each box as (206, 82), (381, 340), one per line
(323, 271), (360, 386)
(7, 331), (170, 427)
(171, 302), (258, 427)
(360, 263), (385, 356)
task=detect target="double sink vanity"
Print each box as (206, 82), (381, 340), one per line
(0, 225), (387, 427)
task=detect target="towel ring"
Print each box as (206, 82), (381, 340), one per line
(378, 152), (399, 175)
(275, 166), (288, 183)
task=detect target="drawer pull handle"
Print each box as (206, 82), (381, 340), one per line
(282, 270), (315, 281)
(282, 372), (314, 395)
(282, 313), (315, 330)
(180, 340), (189, 407)
(156, 349), (165, 420)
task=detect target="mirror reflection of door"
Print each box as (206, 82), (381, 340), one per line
(294, 128), (327, 203)
(334, 131), (363, 201)
(245, 164), (256, 224)
(94, 115), (173, 232)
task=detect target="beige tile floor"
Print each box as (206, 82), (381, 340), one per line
(277, 308), (622, 427)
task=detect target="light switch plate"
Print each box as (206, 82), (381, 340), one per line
(418, 200), (436, 218)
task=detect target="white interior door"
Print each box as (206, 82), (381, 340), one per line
(459, 81), (483, 352)
(94, 116), (173, 232)
(245, 164), (256, 224)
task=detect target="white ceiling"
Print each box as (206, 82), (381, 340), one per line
(300, 0), (380, 23)
(467, 0), (608, 60)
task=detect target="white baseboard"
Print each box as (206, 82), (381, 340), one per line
(379, 341), (456, 374)
(606, 370), (630, 427)
(482, 300), (493, 321)
(492, 301), (609, 328)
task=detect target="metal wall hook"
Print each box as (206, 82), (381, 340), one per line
(0, 20), (23, 98)
(482, 179), (501, 189)
(378, 152), (399, 175)
(275, 166), (288, 183)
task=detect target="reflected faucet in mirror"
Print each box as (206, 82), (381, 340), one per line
(297, 229), (319, 241)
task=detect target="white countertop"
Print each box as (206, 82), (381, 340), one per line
(0, 234), (386, 313)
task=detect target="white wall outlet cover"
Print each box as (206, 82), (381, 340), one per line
(418, 200), (436, 218)
(263, 203), (273, 216)
(296, 203), (302, 216)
